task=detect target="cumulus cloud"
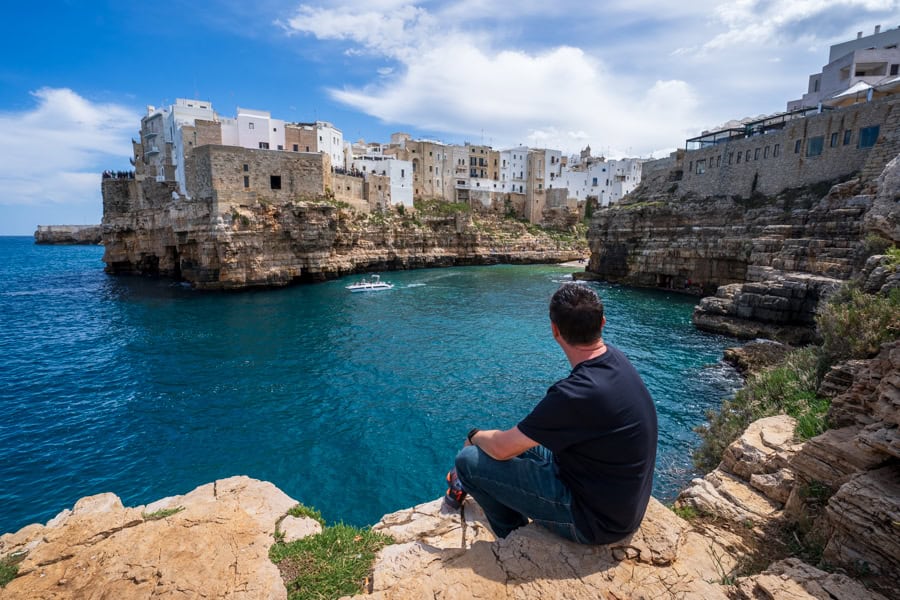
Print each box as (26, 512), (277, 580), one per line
(280, 1), (899, 156)
(0, 88), (138, 209)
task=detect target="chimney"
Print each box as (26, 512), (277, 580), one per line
(875, 25), (881, 34)
(857, 31), (863, 39)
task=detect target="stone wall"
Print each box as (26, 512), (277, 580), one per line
(332, 173), (366, 208)
(678, 97), (897, 198)
(185, 145), (327, 210)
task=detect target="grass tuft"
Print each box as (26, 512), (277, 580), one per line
(270, 523), (393, 600)
(287, 504), (326, 527)
(142, 506), (185, 521)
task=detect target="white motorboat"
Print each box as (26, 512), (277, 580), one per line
(346, 274), (394, 292)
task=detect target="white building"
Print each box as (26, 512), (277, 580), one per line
(499, 146), (528, 194)
(788, 25), (900, 110)
(349, 154), (414, 208)
(559, 153), (642, 207)
(225, 107), (286, 151)
(314, 121), (345, 170)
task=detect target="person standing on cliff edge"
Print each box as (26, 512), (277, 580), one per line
(453, 283), (658, 544)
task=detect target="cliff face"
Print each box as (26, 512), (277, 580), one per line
(585, 152), (900, 341)
(34, 225), (102, 245)
(102, 179), (585, 290)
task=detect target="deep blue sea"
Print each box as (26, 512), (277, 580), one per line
(0, 236), (742, 534)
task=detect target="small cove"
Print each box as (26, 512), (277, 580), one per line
(0, 237), (742, 533)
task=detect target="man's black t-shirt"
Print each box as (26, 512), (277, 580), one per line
(517, 344), (658, 544)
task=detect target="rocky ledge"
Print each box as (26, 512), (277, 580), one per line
(33, 225), (102, 245)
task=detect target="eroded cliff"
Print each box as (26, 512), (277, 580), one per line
(101, 178), (585, 290)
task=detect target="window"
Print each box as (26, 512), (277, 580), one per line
(806, 136), (824, 157)
(277, 145), (283, 150)
(892, 64), (899, 76)
(273, 128), (277, 132)
(401, 169), (405, 177)
(794, 139), (802, 153)
(716, 155), (721, 167)
(306, 146), (310, 152)
(858, 125), (880, 148)
(754, 148), (760, 160)
(843, 130), (852, 145)
(270, 175), (282, 190)
(745, 150), (752, 162)
(243, 164), (249, 172)
(830, 133), (839, 147)
(727, 152), (734, 165)
(592, 177), (598, 186)
(764, 146), (770, 158)
(259, 142), (269, 149)
(696, 159), (706, 174)
(293, 144), (299, 152)
(243, 175), (250, 188)
(736, 152), (741, 164)
(249, 122), (255, 130)
(773, 144), (780, 157)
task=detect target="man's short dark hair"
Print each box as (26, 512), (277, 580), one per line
(549, 284), (605, 345)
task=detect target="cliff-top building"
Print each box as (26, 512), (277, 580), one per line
(789, 25), (900, 110)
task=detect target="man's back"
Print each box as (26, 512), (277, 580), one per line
(518, 344), (657, 543)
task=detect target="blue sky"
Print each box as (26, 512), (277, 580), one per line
(1, 0), (898, 234)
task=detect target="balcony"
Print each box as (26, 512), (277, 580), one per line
(145, 146), (160, 155)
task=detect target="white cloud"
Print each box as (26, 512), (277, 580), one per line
(280, 1), (900, 156)
(0, 88), (138, 209)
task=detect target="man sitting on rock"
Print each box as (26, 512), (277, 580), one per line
(454, 283), (658, 544)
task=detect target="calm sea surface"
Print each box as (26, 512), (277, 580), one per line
(0, 236), (742, 533)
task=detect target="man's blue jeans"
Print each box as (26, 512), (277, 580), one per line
(454, 444), (593, 543)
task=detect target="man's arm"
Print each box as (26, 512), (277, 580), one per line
(469, 426), (538, 460)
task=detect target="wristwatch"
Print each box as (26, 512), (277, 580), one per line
(467, 428), (480, 444)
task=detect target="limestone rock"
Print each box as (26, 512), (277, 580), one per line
(0, 476), (297, 599)
(720, 414), (801, 481)
(676, 470), (782, 524)
(789, 426), (890, 489)
(827, 340), (900, 430)
(822, 465), (900, 595)
(101, 178), (587, 289)
(34, 225), (102, 245)
(750, 468), (796, 504)
(693, 273), (842, 344)
(279, 515), (322, 543)
(723, 340), (792, 376)
(735, 558), (890, 600)
(354, 497), (739, 599)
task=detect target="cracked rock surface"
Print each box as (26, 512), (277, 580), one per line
(0, 476), (301, 599)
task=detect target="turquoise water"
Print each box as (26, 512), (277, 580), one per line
(0, 236), (741, 534)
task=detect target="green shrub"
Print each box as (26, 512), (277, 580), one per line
(270, 524), (393, 600)
(693, 347), (826, 473)
(816, 286), (900, 369)
(863, 234), (893, 257)
(0, 554), (23, 588)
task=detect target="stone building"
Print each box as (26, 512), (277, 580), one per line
(678, 96), (898, 198)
